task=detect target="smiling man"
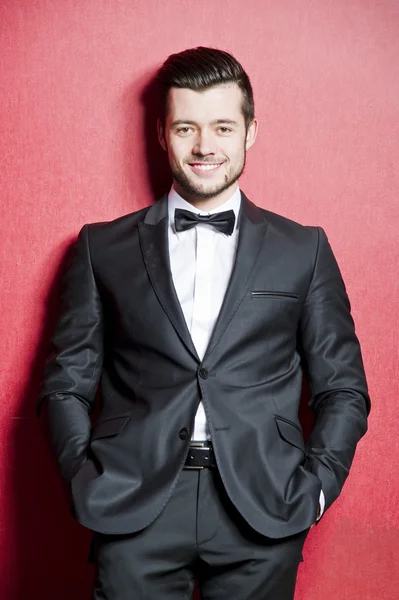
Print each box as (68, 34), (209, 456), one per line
(39, 47), (370, 599)
(158, 82), (255, 207)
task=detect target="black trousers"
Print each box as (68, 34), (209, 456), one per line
(91, 468), (309, 600)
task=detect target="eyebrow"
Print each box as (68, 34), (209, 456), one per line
(171, 119), (240, 127)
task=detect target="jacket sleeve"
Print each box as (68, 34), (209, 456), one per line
(299, 227), (370, 510)
(37, 225), (103, 481)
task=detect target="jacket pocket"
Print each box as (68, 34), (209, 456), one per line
(91, 415), (130, 441)
(251, 291), (299, 300)
(275, 416), (305, 452)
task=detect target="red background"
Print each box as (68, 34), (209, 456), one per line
(1, 1), (398, 598)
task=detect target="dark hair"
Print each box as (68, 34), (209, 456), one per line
(156, 47), (255, 128)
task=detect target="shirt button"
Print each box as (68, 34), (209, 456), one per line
(179, 427), (190, 440)
(199, 368), (208, 380)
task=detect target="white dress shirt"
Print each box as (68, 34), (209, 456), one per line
(167, 185), (325, 518)
(168, 186), (241, 440)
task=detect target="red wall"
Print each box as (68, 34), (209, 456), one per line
(1, 1), (398, 598)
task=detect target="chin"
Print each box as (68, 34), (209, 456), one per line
(190, 182), (225, 198)
(173, 165), (237, 200)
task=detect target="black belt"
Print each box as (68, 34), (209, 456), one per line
(184, 442), (217, 469)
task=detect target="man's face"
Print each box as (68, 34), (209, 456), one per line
(158, 83), (257, 208)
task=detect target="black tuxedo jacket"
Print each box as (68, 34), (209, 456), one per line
(38, 193), (370, 538)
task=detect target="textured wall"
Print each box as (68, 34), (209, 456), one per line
(0, 1), (398, 598)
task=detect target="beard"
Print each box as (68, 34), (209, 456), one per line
(170, 150), (246, 200)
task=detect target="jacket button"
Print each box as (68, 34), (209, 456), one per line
(199, 368), (208, 379)
(179, 427), (189, 440)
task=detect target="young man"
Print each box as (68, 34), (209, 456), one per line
(39, 47), (370, 599)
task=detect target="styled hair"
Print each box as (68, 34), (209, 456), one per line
(156, 47), (255, 128)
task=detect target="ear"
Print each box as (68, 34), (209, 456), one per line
(157, 118), (167, 151)
(245, 118), (258, 150)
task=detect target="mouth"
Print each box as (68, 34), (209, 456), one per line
(188, 162), (225, 176)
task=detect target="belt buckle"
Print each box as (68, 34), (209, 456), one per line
(184, 442), (209, 470)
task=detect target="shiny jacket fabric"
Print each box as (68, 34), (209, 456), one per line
(38, 193), (370, 538)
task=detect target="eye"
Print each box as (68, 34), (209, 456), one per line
(217, 127), (232, 134)
(176, 127), (193, 135)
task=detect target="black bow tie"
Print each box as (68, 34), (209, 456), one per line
(174, 208), (236, 236)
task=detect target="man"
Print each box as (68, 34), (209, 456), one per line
(38, 47), (370, 599)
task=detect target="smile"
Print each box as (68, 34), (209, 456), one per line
(188, 162), (224, 174)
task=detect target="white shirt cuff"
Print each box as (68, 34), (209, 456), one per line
(317, 489), (325, 520)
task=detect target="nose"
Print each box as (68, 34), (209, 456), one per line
(192, 129), (216, 156)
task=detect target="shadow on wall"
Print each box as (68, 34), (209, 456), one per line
(11, 242), (94, 600)
(10, 71), (316, 600)
(140, 76), (173, 200)
(123, 71), (172, 204)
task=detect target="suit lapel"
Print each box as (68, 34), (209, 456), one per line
(138, 196), (199, 361)
(138, 193), (267, 363)
(204, 193), (268, 359)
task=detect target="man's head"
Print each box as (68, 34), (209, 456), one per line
(157, 47), (258, 209)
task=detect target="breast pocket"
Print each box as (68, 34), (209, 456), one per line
(251, 291), (299, 300)
(246, 290), (301, 375)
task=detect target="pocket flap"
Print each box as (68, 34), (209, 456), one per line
(275, 416), (305, 452)
(91, 416), (130, 441)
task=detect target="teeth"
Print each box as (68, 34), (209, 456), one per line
(192, 164), (221, 170)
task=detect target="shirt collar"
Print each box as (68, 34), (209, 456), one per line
(168, 186), (241, 239)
